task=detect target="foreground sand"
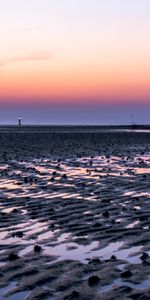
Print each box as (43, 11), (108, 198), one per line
(0, 127), (150, 300)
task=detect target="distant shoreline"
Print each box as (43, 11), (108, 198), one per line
(0, 124), (149, 131)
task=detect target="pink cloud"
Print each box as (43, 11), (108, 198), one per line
(0, 52), (53, 68)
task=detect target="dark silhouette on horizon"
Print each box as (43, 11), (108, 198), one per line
(18, 116), (21, 126)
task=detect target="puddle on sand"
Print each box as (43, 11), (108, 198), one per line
(126, 221), (140, 229)
(124, 191), (150, 198)
(19, 236), (142, 266)
(90, 242), (142, 264)
(44, 241), (99, 262)
(0, 180), (23, 192)
(19, 236), (99, 262)
(0, 262), (6, 267)
(37, 230), (57, 241)
(133, 206), (141, 210)
(100, 276), (150, 294)
(98, 244), (142, 264)
(0, 282), (28, 300)
(134, 168), (150, 174)
(0, 236), (29, 246)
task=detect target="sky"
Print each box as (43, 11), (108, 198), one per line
(0, 0), (150, 124)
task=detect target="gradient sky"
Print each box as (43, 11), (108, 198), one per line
(0, 0), (150, 124)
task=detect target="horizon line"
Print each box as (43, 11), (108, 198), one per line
(0, 124), (149, 127)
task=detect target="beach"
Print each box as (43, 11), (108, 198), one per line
(0, 126), (150, 300)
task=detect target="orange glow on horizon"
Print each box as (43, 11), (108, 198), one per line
(0, 61), (150, 104)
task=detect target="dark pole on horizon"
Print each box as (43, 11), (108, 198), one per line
(131, 114), (134, 126)
(18, 116), (21, 126)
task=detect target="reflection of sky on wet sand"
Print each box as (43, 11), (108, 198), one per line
(0, 180), (22, 190)
(124, 191), (150, 198)
(0, 282), (28, 300)
(0, 154), (150, 200)
(100, 275), (150, 295)
(0, 152), (150, 298)
(19, 236), (142, 267)
(0, 154), (150, 260)
(134, 168), (150, 174)
(126, 220), (140, 229)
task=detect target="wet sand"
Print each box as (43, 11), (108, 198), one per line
(0, 127), (150, 299)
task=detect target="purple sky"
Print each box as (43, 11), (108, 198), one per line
(0, 102), (149, 125)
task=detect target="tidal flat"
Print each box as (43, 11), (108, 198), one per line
(0, 126), (150, 300)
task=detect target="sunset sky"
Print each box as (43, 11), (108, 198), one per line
(0, 0), (150, 124)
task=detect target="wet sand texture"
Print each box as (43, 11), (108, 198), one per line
(0, 127), (150, 299)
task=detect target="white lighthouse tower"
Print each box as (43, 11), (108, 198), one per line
(18, 116), (21, 126)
